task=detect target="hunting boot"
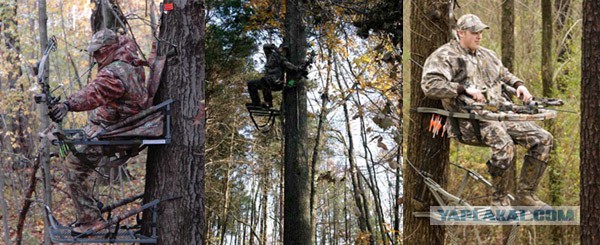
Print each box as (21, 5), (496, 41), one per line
(513, 155), (550, 208)
(246, 79), (263, 107)
(487, 161), (511, 207)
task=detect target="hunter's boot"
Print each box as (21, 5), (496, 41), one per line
(246, 79), (262, 107)
(487, 161), (511, 207)
(513, 155), (550, 208)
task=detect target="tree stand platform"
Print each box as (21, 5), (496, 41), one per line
(246, 104), (281, 132)
(407, 159), (521, 245)
(45, 198), (159, 244)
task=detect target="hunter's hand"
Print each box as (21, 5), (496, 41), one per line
(516, 85), (532, 103)
(466, 86), (486, 103)
(49, 102), (69, 122)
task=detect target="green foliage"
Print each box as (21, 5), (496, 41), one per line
(206, 0), (256, 81)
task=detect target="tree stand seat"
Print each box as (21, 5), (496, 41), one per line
(51, 99), (175, 146)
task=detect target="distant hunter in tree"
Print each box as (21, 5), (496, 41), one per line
(246, 44), (311, 108)
(420, 14), (554, 208)
(48, 28), (149, 234)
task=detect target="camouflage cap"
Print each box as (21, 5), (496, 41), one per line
(86, 29), (118, 53)
(457, 14), (489, 32)
(263, 44), (277, 50)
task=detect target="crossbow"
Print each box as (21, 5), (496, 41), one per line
(463, 84), (565, 115)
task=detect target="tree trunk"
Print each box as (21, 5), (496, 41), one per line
(37, 0), (52, 243)
(500, 3), (520, 243)
(343, 182), (350, 243)
(310, 52), (331, 243)
(404, 0), (451, 244)
(542, 1), (565, 243)
(501, 0), (515, 72)
(1, 0), (29, 164)
(0, 1), (21, 90)
(0, 157), (9, 244)
(542, 0), (554, 99)
(555, 0), (572, 61)
(143, 1), (206, 244)
(279, 156), (284, 244)
(260, 168), (268, 245)
(581, 1), (600, 244)
(149, 0), (158, 33)
(394, 49), (404, 245)
(394, 144), (402, 245)
(91, 0), (126, 32)
(283, 0), (312, 244)
(15, 148), (42, 245)
(218, 116), (236, 245)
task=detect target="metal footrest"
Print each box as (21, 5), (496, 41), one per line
(246, 105), (281, 116)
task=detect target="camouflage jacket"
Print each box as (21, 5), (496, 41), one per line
(67, 36), (148, 128)
(421, 40), (523, 113)
(264, 51), (302, 83)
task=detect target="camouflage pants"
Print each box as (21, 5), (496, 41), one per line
(63, 144), (137, 224)
(454, 120), (553, 171)
(247, 75), (283, 105)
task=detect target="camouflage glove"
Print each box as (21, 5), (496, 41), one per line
(301, 69), (309, 79)
(49, 102), (69, 122)
(300, 54), (314, 79)
(303, 51), (315, 69)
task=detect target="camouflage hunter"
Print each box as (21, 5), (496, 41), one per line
(247, 44), (309, 108)
(49, 28), (150, 232)
(420, 14), (554, 208)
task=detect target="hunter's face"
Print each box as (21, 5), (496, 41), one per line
(459, 30), (483, 51)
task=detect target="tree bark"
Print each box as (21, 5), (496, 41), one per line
(37, 0), (52, 243)
(15, 149), (42, 245)
(394, 147), (402, 245)
(283, 0), (312, 244)
(1, 0), (29, 162)
(260, 168), (268, 245)
(501, 3), (519, 243)
(404, 0), (451, 244)
(555, 0), (572, 61)
(501, 0), (515, 72)
(542, 1), (565, 243)
(0, 0), (21, 89)
(309, 50), (331, 243)
(91, 0), (126, 32)
(580, 1), (600, 244)
(143, 0), (206, 244)
(218, 116), (236, 245)
(0, 156), (9, 245)
(542, 0), (554, 98)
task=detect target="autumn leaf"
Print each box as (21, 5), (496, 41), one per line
(377, 136), (388, 151)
